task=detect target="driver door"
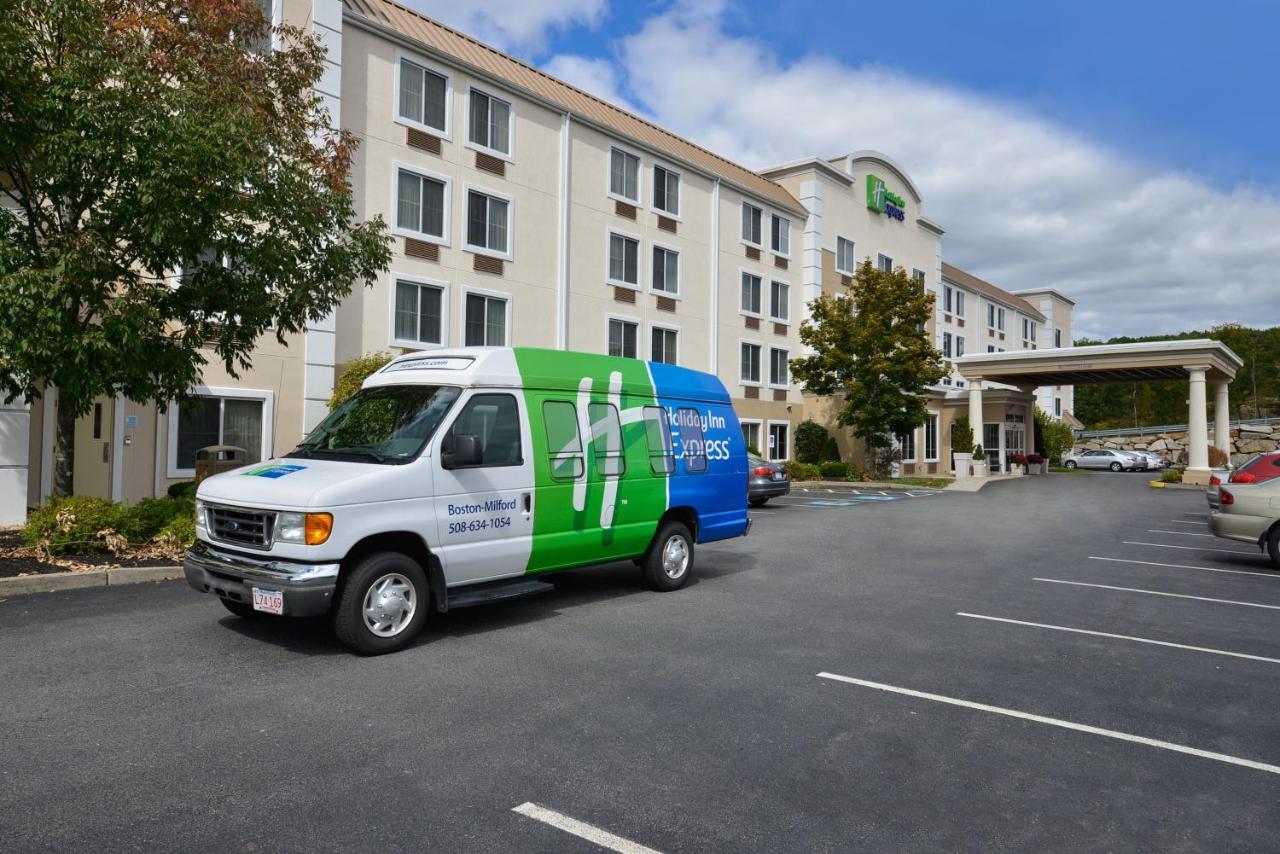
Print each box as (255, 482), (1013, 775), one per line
(430, 391), (535, 586)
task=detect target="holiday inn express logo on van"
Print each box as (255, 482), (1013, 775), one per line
(866, 174), (906, 222)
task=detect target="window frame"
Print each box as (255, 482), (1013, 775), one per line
(607, 145), (642, 205)
(542, 399), (584, 482)
(766, 420), (790, 463)
(605, 313), (640, 359)
(897, 428), (917, 463)
(651, 161), (682, 219)
(955, 290), (966, 319)
(443, 392), (523, 469)
(739, 418), (762, 455)
(835, 236), (856, 275)
(167, 385), (274, 478)
(768, 279), (790, 323)
(877, 253), (893, 272)
(461, 285), (511, 347)
(464, 84), (515, 160)
(1055, 328), (1062, 348)
(649, 321), (680, 366)
(770, 213), (791, 258)
(942, 331), (953, 359)
(741, 202), (763, 247)
(605, 227), (643, 290)
(391, 161), (451, 244)
(739, 338), (763, 386)
(389, 273), (449, 350)
(462, 183), (514, 260)
(955, 336), (965, 358)
(768, 346), (790, 389)
(650, 241), (681, 298)
(393, 50), (452, 138)
(739, 270), (763, 317)
(923, 413), (940, 462)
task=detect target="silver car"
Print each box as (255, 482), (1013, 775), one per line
(1131, 450), (1167, 470)
(1062, 449), (1148, 472)
(1208, 477), (1280, 566)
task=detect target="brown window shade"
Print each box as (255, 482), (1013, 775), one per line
(404, 237), (439, 261)
(475, 151), (506, 176)
(406, 127), (442, 154)
(773, 389), (787, 402)
(773, 322), (788, 336)
(841, 274), (853, 287)
(613, 286), (636, 304)
(657, 215), (678, 233)
(744, 316), (760, 330)
(743, 386), (759, 399)
(957, 318), (965, 328)
(614, 200), (637, 220)
(655, 296), (676, 312)
(473, 254), (504, 275)
(998, 332), (1006, 341)
(745, 246), (761, 261)
(774, 256), (788, 270)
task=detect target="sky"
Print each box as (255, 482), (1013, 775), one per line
(401, 0), (1280, 341)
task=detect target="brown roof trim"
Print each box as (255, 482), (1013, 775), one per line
(940, 262), (1045, 321)
(344, 0), (807, 217)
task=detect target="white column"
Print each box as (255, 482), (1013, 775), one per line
(1185, 366), (1210, 484)
(968, 382), (984, 452)
(1214, 381), (1230, 455)
(1025, 395), (1037, 460)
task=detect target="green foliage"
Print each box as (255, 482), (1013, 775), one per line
(0, 0), (392, 422)
(24, 495), (195, 554)
(786, 461), (821, 481)
(1161, 468), (1184, 483)
(819, 460), (854, 480)
(116, 497), (193, 543)
(894, 476), (953, 489)
(1036, 411), (1075, 464)
(821, 435), (841, 462)
(973, 445), (985, 458)
(156, 513), (197, 550)
(794, 420), (832, 464)
(747, 445), (761, 456)
(331, 352), (394, 408)
(791, 260), (947, 470)
(166, 481), (197, 500)
(951, 416), (974, 455)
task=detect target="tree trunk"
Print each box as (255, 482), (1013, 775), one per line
(54, 399), (76, 496)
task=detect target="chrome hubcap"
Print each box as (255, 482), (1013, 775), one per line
(362, 573), (417, 638)
(661, 535), (689, 579)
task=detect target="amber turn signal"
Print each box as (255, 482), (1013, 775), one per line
(305, 513), (333, 545)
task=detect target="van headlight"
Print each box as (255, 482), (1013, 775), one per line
(275, 512), (333, 545)
(194, 500), (206, 530)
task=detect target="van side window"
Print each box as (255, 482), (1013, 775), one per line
(445, 393), (522, 466)
(588, 403), (625, 477)
(675, 407), (707, 473)
(642, 406), (674, 475)
(542, 400), (584, 480)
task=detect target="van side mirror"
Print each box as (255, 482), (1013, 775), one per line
(442, 433), (482, 469)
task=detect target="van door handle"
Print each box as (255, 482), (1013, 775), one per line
(522, 492), (531, 514)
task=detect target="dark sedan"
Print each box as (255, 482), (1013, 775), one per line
(748, 454), (790, 506)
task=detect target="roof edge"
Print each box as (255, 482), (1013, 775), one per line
(833, 150), (924, 204)
(1012, 287), (1077, 306)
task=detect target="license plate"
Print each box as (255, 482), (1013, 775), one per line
(772, 473), (785, 481)
(251, 587), (284, 615)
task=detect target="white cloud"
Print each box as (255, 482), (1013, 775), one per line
(546, 2), (1280, 339)
(400, 0), (605, 53)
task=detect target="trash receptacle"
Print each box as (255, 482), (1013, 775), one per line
(195, 445), (249, 484)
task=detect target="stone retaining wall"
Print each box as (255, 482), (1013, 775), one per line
(1074, 423), (1280, 467)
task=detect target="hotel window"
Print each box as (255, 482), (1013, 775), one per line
(466, 190), (510, 256)
(770, 214), (790, 255)
(836, 237), (856, 275)
(467, 88), (511, 156)
(740, 342), (761, 384)
(896, 429), (916, 462)
(768, 423), (789, 461)
(944, 285), (953, 315)
(176, 396), (264, 470)
(609, 148), (640, 203)
(1055, 397), (1062, 417)
(464, 292), (507, 346)
(769, 347), (789, 387)
(742, 203), (762, 245)
(877, 254), (893, 272)
(651, 326), (678, 365)
(653, 165), (680, 216)
(998, 307), (1006, 331)
(393, 278), (444, 346)
(942, 332), (953, 359)
(955, 291), (966, 318)
(741, 421), (760, 454)
(396, 168), (446, 240)
(988, 304), (1005, 331)
(608, 318), (638, 358)
(652, 246), (679, 295)
(923, 415), (939, 461)
(769, 280), (790, 322)
(956, 337), (965, 357)
(397, 58), (448, 134)
(608, 232), (640, 287)
(987, 345), (996, 353)
(740, 272), (762, 315)
(1055, 328), (1062, 348)
(912, 268), (925, 289)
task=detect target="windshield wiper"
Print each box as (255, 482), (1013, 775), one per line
(313, 445), (391, 463)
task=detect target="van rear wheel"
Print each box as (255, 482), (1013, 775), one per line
(1267, 526), (1280, 568)
(333, 552), (429, 655)
(644, 521), (694, 592)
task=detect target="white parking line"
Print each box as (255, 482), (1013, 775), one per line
(1034, 577), (1280, 611)
(816, 673), (1280, 775)
(956, 612), (1280, 665)
(1169, 520), (1206, 525)
(512, 803), (663, 854)
(1124, 540), (1259, 555)
(1146, 529), (1216, 537)
(1089, 556), (1280, 580)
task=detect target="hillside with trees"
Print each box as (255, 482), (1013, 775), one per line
(1074, 324), (1279, 429)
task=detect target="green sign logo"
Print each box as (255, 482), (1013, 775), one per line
(866, 174), (906, 221)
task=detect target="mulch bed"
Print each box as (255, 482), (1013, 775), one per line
(0, 527), (180, 579)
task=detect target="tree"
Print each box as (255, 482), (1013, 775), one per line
(791, 259), (947, 471)
(330, 352), (393, 408)
(793, 419), (831, 464)
(1036, 409), (1074, 464)
(0, 0), (392, 493)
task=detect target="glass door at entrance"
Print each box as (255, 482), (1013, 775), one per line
(983, 424), (1000, 472)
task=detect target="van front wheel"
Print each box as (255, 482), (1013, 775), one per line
(644, 522), (694, 592)
(333, 552), (429, 655)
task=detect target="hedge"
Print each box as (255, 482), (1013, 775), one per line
(24, 495), (196, 555)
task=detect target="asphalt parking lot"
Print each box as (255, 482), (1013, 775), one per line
(3, 473), (1278, 852)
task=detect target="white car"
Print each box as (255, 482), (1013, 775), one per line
(1062, 449), (1148, 472)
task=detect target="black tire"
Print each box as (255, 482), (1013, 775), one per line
(219, 597), (261, 618)
(1110, 462), (1122, 472)
(333, 552), (430, 655)
(643, 521), (694, 592)
(749, 497), (769, 507)
(1267, 526), (1280, 569)
(1064, 460), (1077, 469)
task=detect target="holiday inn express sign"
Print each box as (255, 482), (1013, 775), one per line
(866, 174), (906, 221)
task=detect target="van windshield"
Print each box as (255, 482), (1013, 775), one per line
(288, 385), (461, 464)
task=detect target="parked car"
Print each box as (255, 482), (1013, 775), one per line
(1208, 477), (1280, 567)
(1207, 468), (1233, 510)
(1210, 452), (1280, 510)
(1131, 450), (1168, 470)
(748, 454), (790, 506)
(1062, 449), (1148, 471)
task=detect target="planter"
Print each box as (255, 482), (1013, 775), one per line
(971, 460), (989, 477)
(953, 453), (972, 478)
(1009, 464), (1025, 477)
(1039, 462), (1049, 475)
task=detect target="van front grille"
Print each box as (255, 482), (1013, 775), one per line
(208, 506), (275, 549)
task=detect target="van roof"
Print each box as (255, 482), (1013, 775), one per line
(363, 347), (732, 404)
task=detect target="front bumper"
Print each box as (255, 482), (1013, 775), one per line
(1208, 511), (1268, 547)
(183, 540), (340, 617)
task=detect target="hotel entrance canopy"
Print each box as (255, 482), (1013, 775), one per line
(954, 339), (1243, 484)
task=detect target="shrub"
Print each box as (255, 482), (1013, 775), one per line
(821, 435), (841, 462)
(167, 480), (197, 500)
(794, 420), (831, 464)
(951, 416), (974, 456)
(155, 513), (197, 551)
(1011, 453), (1029, 466)
(787, 461), (821, 481)
(1027, 453), (1044, 465)
(1161, 468), (1184, 483)
(747, 445), (761, 456)
(973, 445), (985, 458)
(330, 351), (393, 408)
(819, 460), (852, 480)
(24, 497), (130, 555)
(1208, 445), (1228, 467)
(1039, 418), (1075, 464)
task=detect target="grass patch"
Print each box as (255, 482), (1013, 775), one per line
(893, 476), (953, 489)
(1049, 466), (1091, 473)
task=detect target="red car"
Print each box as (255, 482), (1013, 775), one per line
(1226, 451), (1280, 485)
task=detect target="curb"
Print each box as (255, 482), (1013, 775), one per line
(1148, 481), (1203, 491)
(0, 565), (183, 598)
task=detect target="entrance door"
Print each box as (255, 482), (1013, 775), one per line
(73, 397), (114, 498)
(430, 391), (535, 586)
(768, 423), (789, 462)
(983, 423), (1000, 473)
